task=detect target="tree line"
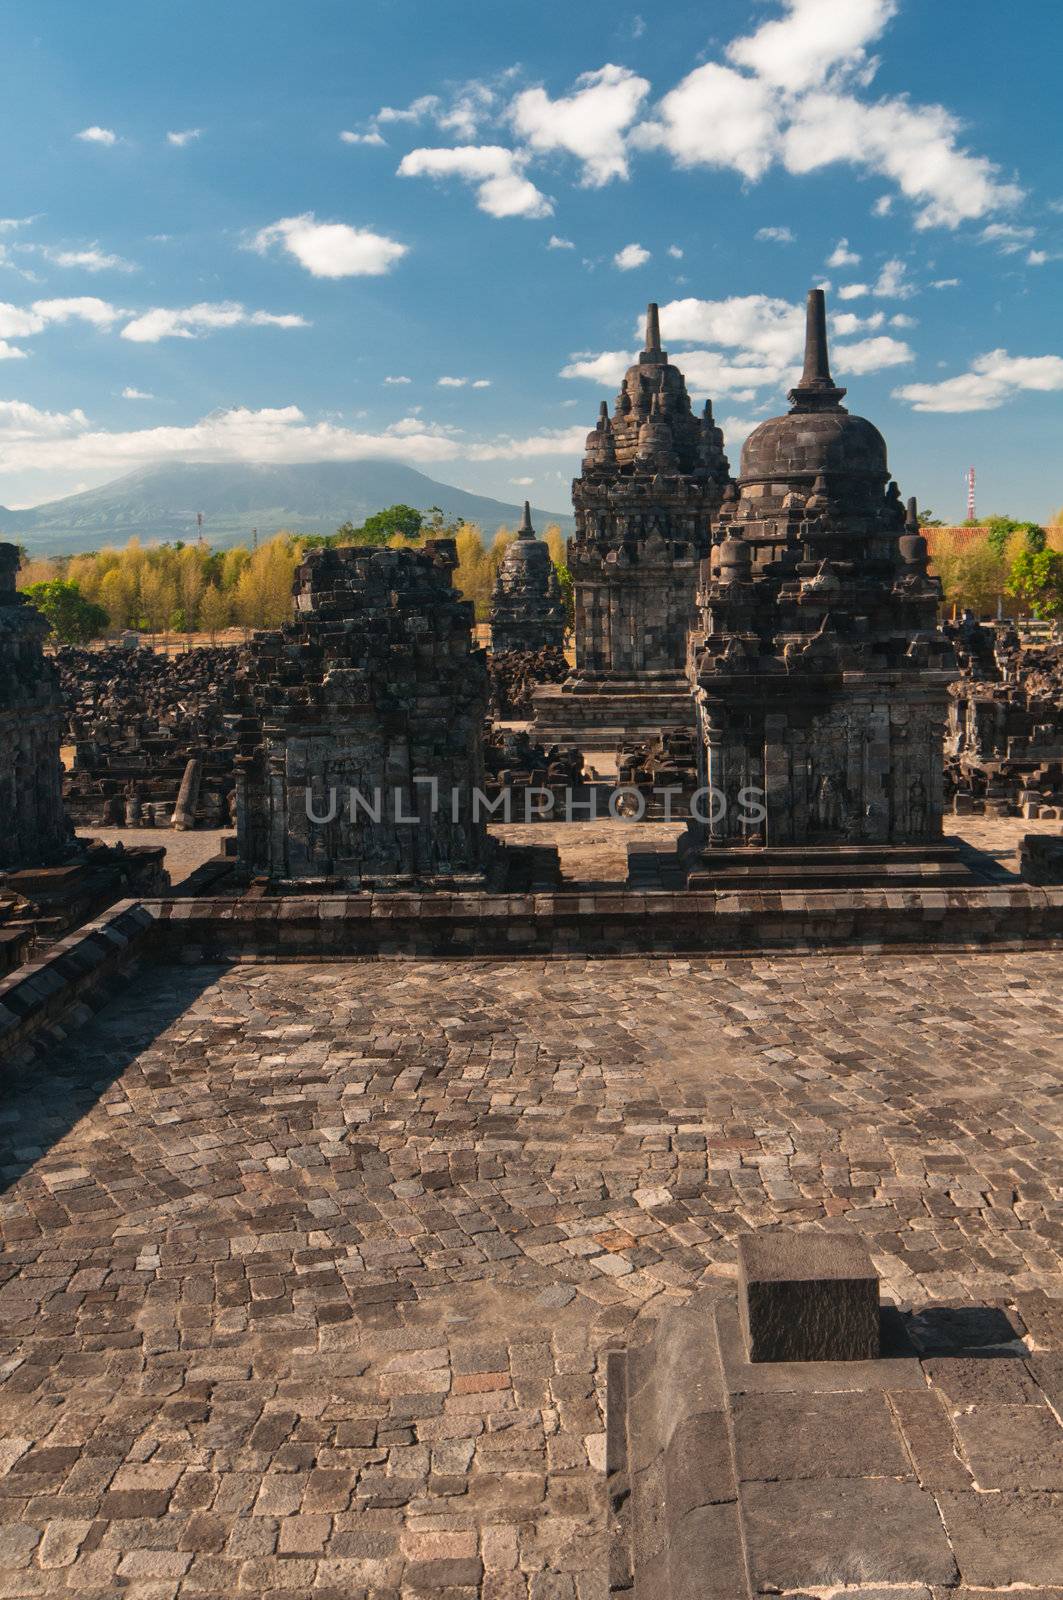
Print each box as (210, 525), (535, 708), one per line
(15, 503), (571, 644)
(925, 514), (1063, 621)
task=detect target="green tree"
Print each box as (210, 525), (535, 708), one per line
(916, 509), (944, 527)
(359, 504), (425, 545)
(1007, 548), (1063, 619)
(21, 579), (109, 643)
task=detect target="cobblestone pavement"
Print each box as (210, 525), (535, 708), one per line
(0, 952), (1061, 1596)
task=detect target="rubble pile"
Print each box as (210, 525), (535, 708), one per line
(945, 617), (1063, 818)
(54, 645), (242, 827)
(487, 646), (569, 719)
(482, 726), (586, 792)
(617, 728), (699, 791)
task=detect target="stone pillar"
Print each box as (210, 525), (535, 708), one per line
(0, 543), (72, 869)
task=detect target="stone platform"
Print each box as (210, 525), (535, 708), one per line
(530, 679), (695, 752)
(0, 950), (1060, 1595)
(609, 1286), (1063, 1597)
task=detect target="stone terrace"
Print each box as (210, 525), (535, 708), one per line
(0, 951), (1061, 1597)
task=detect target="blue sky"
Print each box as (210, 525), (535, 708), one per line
(1, 0), (1061, 522)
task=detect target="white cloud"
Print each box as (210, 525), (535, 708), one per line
(341, 129), (386, 146)
(121, 302), (308, 342)
(559, 349), (635, 386)
(833, 334), (913, 373)
(756, 226), (795, 243)
(511, 476), (534, 485)
(872, 195), (893, 216)
(980, 221), (1036, 255)
(894, 348), (1063, 412)
(398, 145), (552, 219)
(726, 0), (899, 93)
(0, 340), (28, 360)
(0, 217), (36, 233)
(252, 213), (407, 276)
(383, 375), (411, 384)
(931, 278), (959, 289)
(668, 244), (684, 258)
(634, 63), (780, 181)
(837, 283), (869, 300)
(782, 91), (1023, 229)
(1027, 250), (1049, 266)
(43, 245), (136, 273)
(437, 376), (466, 387)
(467, 426), (587, 461)
(548, 235), (575, 249)
(438, 82), (497, 140)
(827, 237), (861, 268)
(831, 311), (884, 334)
(872, 257), (915, 297)
(76, 126), (118, 146)
(0, 297), (125, 337)
(510, 64), (650, 186)
(472, 378), (492, 388)
(167, 129), (201, 147)
(121, 386), (153, 399)
(0, 403), (588, 497)
(614, 242), (650, 270)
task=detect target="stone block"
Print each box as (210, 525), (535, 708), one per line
(740, 1479), (958, 1590)
(737, 1231), (879, 1363)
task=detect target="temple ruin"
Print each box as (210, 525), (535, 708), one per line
(681, 289), (965, 887)
(234, 539), (498, 887)
(0, 543), (71, 869)
(532, 303), (731, 748)
(489, 501), (567, 653)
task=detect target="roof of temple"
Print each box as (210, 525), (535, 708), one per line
(739, 289), (889, 492)
(581, 303), (730, 482)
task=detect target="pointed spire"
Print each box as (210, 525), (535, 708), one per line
(788, 288), (847, 413)
(518, 500), (536, 538)
(598, 400), (609, 427)
(639, 302), (667, 365)
(905, 496), (919, 534)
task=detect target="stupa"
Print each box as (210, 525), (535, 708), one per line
(531, 304), (731, 749)
(680, 288), (967, 887)
(489, 502), (567, 653)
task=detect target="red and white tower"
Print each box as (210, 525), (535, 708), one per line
(965, 466), (976, 523)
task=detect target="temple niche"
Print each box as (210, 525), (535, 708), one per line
(532, 303), (731, 749)
(0, 543), (73, 869)
(489, 502), (567, 654)
(682, 289), (965, 887)
(234, 541), (497, 888)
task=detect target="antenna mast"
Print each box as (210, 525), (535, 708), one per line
(965, 467), (976, 524)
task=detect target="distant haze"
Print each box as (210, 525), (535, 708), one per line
(0, 460), (574, 556)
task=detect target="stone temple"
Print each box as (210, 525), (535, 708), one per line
(0, 289), (1060, 1600)
(234, 540), (496, 887)
(0, 543), (70, 869)
(489, 501), (567, 653)
(532, 303), (731, 749)
(681, 289), (964, 887)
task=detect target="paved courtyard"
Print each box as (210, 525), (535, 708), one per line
(0, 951), (1061, 1596)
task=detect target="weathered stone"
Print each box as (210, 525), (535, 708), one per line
(235, 540), (496, 887)
(740, 1479), (958, 1589)
(532, 304), (731, 748)
(737, 1230), (880, 1363)
(683, 290), (959, 887)
(936, 1490), (1063, 1587)
(490, 503), (567, 654)
(0, 543), (72, 868)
